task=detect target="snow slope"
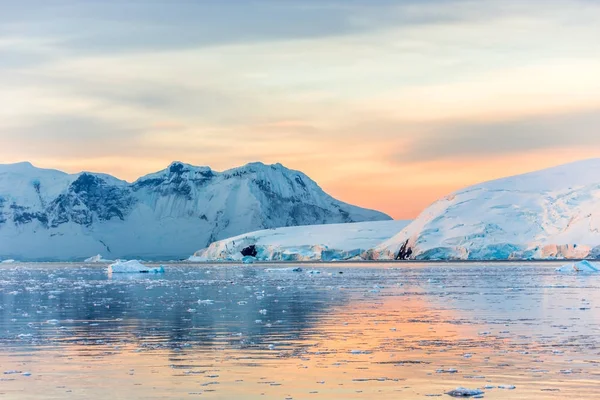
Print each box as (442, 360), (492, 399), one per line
(370, 159), (600, 260)
(0, 161), (391, 261)
(191, 220), (410, 261)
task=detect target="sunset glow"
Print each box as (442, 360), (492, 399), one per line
(3, 0), (600, 218)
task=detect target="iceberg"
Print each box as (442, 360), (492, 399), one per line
(108, 260), (165, 274)
(556, 260), (599, 273)
(446, 387), (485, 397)
(85, 254), (111, 263)
(1, 259), (15, 264)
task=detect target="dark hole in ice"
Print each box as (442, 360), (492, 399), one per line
(241, 245), (258, 257)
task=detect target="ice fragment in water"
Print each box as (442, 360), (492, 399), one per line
(108, 260), (165, 274)
(556, 260), (599, 273)
(446, 387), (485, 397)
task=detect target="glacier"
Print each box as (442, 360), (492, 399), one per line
(191, 220), (410, 262)
(369, 159), (600, 260)
(0, 161), (390, 261)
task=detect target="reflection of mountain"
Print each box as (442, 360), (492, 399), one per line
(0, 266), (349, 349)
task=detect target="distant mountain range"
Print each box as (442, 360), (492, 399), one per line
(0, 161), (390, 261)
(370, 159), (600, 260)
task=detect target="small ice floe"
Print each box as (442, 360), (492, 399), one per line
(556, 260), (599, 273)
(498, 385), (516, 390)
(108, 260), (165, 274)
(445, 387), (484, 397)
(1, 259), (15, 264)
(4, 370), (22, 375)
(197, 299), (214, 305)
(242, 256), (256, 264)
(264, 267), (303, 272)
(560, 369), (573, 374)
(436, 368), (458, 374)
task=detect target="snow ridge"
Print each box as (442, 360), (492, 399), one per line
(0, 161), (391, 261)
(370, 159), (600, 260)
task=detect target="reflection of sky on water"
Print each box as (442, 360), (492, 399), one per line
(0, 263), (599, 399)
(0, 265), (351, 351)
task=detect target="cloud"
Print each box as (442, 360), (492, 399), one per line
(3, 0), (600, 218)
(395, 109), (600, 162)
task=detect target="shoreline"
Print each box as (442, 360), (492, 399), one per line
(1, 259), (587, 265)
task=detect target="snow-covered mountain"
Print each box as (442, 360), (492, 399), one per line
(369, 159), (600, 260)
(0, 161), (391, 261)
(191, 220), (410, 262)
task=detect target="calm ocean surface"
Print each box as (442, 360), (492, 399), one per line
(0, 262), (599, 399)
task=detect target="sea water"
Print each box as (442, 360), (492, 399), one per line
(0, 262), (598, 399)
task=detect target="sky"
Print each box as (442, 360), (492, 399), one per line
(2, 0), (600, 219)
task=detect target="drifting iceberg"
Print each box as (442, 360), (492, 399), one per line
(1, 259), (15, 264)
(108, 260), (165, 274)
(446, 387), (485, 397)
(85, 254), (111, 263)
(556, 260), (599, 273)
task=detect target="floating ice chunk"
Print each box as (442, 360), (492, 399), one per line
(556, 260), (599, 273)
(446, 387), (485, 397)
(4, 370), (22, 375)
(264, 267), (303, 272)
(1, 259), (15, 264)
(242, 256), (256, 264)
(85, 254), (111, 263)
(498, 385), (516, 390)
(108, 260), (165, 274)
(198, 299), (214, 305)
(436, 368), (458, 374)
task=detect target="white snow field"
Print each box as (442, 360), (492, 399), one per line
(0, 161), (390, 261)
(108, 260), (165, 274)
(191, 220), (410, 262)
(370, 159), (600, 260)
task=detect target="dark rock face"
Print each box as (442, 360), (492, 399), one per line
(395, 239), (413, 260)
(241, 245), (258, 257)
(132, 162), (214, 200)
(45, 174), (136, 228)
(10, 203), (48, 226)
(0, 196), (6, 225)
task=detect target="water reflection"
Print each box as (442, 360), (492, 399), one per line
(0, 263), (599, 399)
